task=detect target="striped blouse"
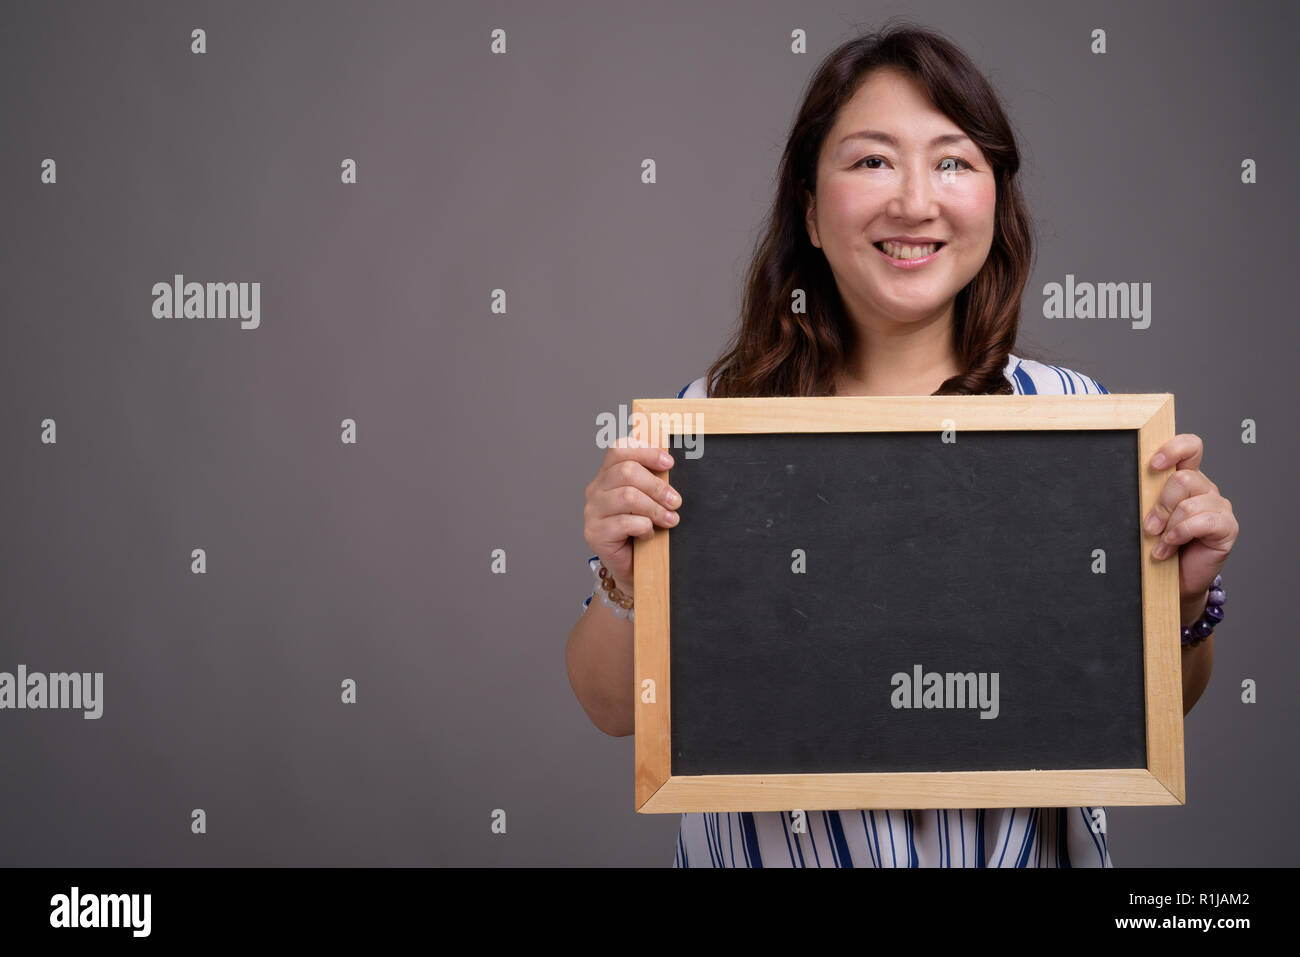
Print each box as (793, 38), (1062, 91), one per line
(582, 352), (1115, 867)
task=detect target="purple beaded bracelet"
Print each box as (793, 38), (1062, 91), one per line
(1181, 574), (1225, 648)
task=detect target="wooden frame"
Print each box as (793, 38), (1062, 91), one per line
(632, 393), (1183, 812)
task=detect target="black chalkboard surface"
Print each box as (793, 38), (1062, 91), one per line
(668, 429), (1143, 776)
(631, 394), (1184, 813)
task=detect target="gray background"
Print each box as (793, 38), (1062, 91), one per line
(1, 0), (1294, 866)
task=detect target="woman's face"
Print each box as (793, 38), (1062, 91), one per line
(804, 67), (996, 329)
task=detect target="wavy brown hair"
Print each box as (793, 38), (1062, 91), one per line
(706, 20), (1048, 398)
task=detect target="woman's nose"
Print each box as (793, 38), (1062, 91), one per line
(888, 165), (939, 221)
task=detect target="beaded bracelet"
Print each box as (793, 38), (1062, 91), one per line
(589, 557), (634, 621)
(1181, 574), (1225, 648)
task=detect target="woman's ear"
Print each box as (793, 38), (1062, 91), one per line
(803, 185), (821, 249)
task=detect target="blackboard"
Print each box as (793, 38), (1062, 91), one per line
(669, 429), (1143, 775)
(632, 394), (1184, 812)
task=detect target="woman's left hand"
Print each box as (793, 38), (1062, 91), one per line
(1144, 433), (1238, 608)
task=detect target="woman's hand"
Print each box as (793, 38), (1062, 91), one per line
(1143, 433), (1238, 613)
(583, 437), (682, 596)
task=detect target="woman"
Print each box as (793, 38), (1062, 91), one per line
(565, 22), (1237, 867)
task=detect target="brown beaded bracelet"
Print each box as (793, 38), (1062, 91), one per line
(592, 559), (634, 618)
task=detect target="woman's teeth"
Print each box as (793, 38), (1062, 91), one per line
(876, 240), (941, 259)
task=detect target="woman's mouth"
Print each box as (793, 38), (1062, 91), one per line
(873, 240), (945, 268)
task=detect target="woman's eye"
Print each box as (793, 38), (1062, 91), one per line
(853, 156), (973, 171)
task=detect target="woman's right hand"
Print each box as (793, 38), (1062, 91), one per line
(583, 438), (682, 597)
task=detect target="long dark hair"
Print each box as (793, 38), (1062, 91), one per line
(706, 19), (1051, 397)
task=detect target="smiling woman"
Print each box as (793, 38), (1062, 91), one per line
(567, 18), (1234, 869)
(699, 21), (1037, 400)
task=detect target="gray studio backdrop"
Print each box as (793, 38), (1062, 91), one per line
(1, 0), (1295, 866)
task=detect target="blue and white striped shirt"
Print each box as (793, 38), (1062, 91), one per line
(583, 352), (1114, 866)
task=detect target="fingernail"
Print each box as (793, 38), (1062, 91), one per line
(1145, 514), (1161, 533)
(665, 511), (679, 524)
(1152, 543), (1166, 559)
(1152, 453), (1167, 469)
(659, 452), (673, 468)
(666, 490), (680, 507)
